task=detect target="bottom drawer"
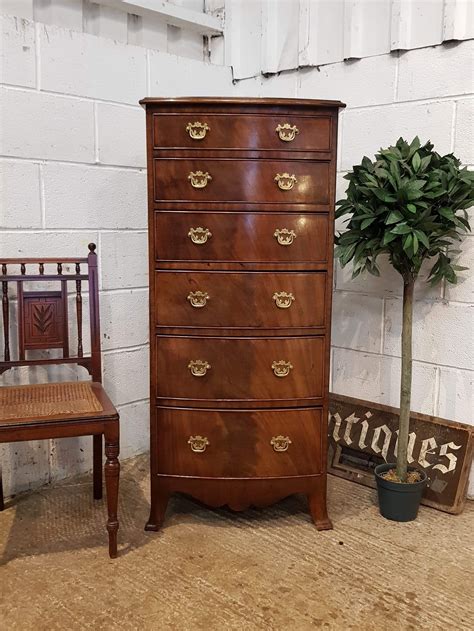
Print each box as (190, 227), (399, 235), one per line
(154, 407), (323, 478)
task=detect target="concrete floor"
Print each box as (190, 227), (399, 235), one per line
(1, 454), (473, 630)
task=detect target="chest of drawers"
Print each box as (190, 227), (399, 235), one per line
(140, 97), (344, 530)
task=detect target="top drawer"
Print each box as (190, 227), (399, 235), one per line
(152, 113), (332, 153)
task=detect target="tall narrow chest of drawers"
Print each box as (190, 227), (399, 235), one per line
(140, 97), (345, 530)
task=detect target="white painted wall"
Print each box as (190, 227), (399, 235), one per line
(1, 3), (473, 499)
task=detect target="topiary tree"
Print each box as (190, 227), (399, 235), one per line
(335, 137), (473, 482)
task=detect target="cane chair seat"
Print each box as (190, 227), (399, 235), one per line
(0, 381), (106, 423)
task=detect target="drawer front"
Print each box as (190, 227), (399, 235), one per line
(155, 336), (324, 404)
(154, 407), (323, 477)
(154, 271), (326, 329)
(154, 212), (329, 264)
(153, 158), (330, 205)
(152, 113), (331, 152)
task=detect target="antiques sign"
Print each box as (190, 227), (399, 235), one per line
(328, 394), (473, 514)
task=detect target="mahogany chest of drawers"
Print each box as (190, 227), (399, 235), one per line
(140, 97), (344, 530)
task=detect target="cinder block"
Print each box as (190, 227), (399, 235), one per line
(103, 346), (149, 406)
(39, 24), (147, 104)
(0, 441), (50, 499)
(100, 231), (148, 290)
(454, 98), (474, 165)
(260, 71), (298, 98)
(148, 50), (233, 97)
(397, 41), (474, 102)
(0, 161), (41, 228)
(331, 291), (384, 353)
(335, 256), (443, 301)
(0, 230), (98, 257)
(100, 289), (149, 351)
(116, 399), (149, 459)
(445, 237), (474, 304)
(0, 87), (94, 162)
(299, 54), (397, 108)
(384, 298), (473, 370)
(437, 367), (473, 425)
(341, 100), (454, 171)
(0, 15), (35, 87)
(43, 163), (147, 229)
(97, 104), (146, 168)
(332, 347), (437, 415)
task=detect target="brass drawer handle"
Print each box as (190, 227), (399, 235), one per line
(187, 291), (209, 308)
(271, 360), (293, 377)
(273, 291), (295, 309)
(188, 227), (212, 244)
(274, 228), (297, 246)
(188, 171), (212, 189)
(188, 435), (210, 452)
(276, 123), (299, 142)
(274, 173), (297, 191)
(271, 435), (292, 452)
(188, 359), (211, 377)
(186, 121), (210, 140)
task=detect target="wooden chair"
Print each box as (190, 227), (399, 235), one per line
(0, 244), (120, 558)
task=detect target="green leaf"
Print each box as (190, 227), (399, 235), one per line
(373, 188), (397, 203)
(391, 223), (412, 235)
(439, 207), (455, 220)
(386, 210), (404, 224)
(412, 232), (419, 254)
(360, 217), (376, 229)
(412, 152), (421, 172)
(413, 229), (430, 248)
(403, 233), (413, 252)
(407, 204), (417, 213)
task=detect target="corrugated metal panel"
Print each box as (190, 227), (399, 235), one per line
(228, 0), (474, 80)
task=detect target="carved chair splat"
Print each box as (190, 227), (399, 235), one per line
(0, 244), (120, 558)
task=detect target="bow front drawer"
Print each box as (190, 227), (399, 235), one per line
(155, 335), (324, 406)
(154, 212), (329, 265)
(154, 407), (323, 477)
(154, 271), (327, 329)
(153, 158), (330, 206)
(152, 113), (331, 152)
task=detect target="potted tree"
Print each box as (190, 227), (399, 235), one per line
(335, 137), (473, 522)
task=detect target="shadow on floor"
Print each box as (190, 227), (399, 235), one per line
(0, 456), (153, 563)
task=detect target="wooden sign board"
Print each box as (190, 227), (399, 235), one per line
(328, 394), (473, 514)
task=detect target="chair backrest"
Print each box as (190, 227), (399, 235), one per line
(0, 243), (102, 382)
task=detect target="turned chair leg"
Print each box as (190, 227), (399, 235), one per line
(93, 434), (103, 500)
(104, 423), (120, 558)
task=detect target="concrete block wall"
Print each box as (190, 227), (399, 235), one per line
(239, 41), (474, 494)
(0, 13), (245, 498)
(1, 9), (473, 499)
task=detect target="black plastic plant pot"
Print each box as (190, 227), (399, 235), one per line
(374, 463), (428, 522)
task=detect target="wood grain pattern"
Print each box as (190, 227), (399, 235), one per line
(153, 113), (331, 152)
(153, 158), (330, 205)
(154, 212), (329, 265)
(155, 335), (325, 405)
(154, 271), (327, 329)
(154, 407), (323, 478)
(143, 97), (343, 529)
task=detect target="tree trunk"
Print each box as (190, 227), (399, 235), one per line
(397, 277), (415, 482)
